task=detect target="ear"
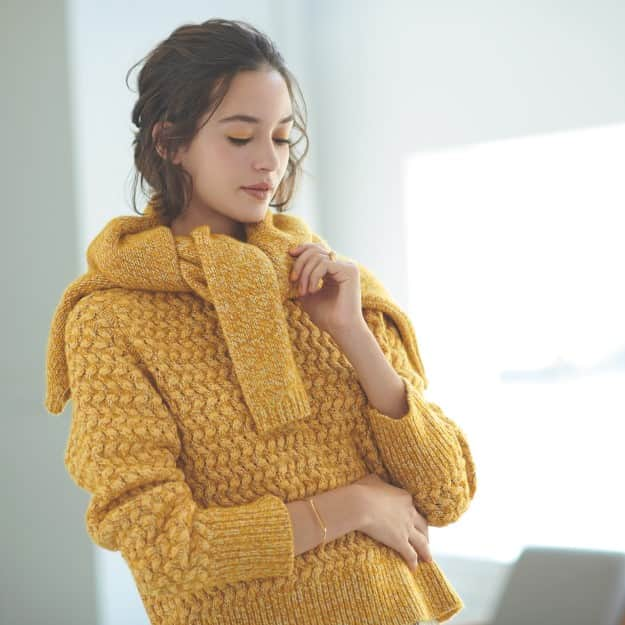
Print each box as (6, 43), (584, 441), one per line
(152, 121), (184, 164)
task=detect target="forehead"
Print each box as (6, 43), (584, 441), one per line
(206, 69), (293, 126)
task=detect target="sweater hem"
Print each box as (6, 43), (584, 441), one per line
(137, 541), (464, 625)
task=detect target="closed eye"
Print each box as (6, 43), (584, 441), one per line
(228, 137), (292, 146)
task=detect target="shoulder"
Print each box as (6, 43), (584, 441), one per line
(64, 288), (200, 352)
(274, 209), (393, 300)
(65, 288), (137, 336)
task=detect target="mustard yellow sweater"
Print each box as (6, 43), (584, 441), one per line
(44, 200), (477, 625)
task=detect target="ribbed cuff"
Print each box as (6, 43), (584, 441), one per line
(197, 493), (295, 585)
(366, 373), (429, 432)
(365, 374), (461, 484)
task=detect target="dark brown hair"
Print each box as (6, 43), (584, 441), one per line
(125, 18), (310, 221)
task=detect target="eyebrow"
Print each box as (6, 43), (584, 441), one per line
(218, 113), (294, 124)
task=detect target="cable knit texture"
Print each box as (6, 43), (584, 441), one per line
(44, 198), (477, 625)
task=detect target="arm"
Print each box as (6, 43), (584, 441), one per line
(64, 298), (296, 595)
(286, 483), (367, 556)
(334, 309), (477, 527)
(333, 316), (410, 420)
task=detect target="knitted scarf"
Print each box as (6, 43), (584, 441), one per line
(44, 197), (428, 434)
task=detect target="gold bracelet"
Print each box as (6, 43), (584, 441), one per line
(307, 497), (327, 551)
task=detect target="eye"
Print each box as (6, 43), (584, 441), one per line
(228, 137), (292, 146)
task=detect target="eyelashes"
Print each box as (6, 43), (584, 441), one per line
(228, 137), (292, 147)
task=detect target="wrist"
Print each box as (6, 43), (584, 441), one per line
(314, 481), (369, 537)
(330, 317), (370, 345)
(344, 482), (372, 531)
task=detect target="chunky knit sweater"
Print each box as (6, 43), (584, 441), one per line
(44, 198), (477, 625)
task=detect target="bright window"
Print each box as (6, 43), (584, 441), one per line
(403, 123), (625, 562)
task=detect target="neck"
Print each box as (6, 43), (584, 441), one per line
(169, 208), (247, 242)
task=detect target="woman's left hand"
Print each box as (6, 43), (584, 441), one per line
(288, 242), (364, 336)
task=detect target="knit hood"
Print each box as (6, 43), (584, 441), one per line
(44, 197), (428, 434)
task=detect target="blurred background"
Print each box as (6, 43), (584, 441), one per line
(2, 0), (624, 624)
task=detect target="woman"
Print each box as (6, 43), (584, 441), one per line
(44, 18), (476, 625)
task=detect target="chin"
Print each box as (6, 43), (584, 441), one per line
(241, 205), (269, 222)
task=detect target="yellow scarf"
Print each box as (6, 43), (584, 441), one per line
(44, 197), (428, 434)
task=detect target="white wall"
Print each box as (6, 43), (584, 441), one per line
(4, 1), (624, 624)
(1, 1), (95, 624)
(308, 0), (625, 306)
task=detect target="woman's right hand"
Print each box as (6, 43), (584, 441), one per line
(352, 473), (433, 571)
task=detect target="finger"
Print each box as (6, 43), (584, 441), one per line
(412, 506), (429, 542)
(291, 242), (327, 251)
(298, 254), (325, 295)
(408, 527), (432, 563)
(413, 516), (429, 543)
(307, 257), (331, 293)
(289, 245), (319, 283)
(308, 249), (343, 292)
(288, 242), (326, 257)
(406, 545), (420, 572)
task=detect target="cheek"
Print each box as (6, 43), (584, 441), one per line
(194, 143), (246, 193)
(212, 142), (246, 169)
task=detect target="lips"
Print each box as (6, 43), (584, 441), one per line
(242, 183), (272, 191)
(242, 187), (270, 200)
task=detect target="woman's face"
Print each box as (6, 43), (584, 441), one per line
(166, 67), (294, 226)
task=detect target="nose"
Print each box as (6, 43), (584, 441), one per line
(252, 137), (281, 172)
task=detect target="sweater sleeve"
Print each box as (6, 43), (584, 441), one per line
(63, 298), (295, 595)
(358, 308), (477, 527)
